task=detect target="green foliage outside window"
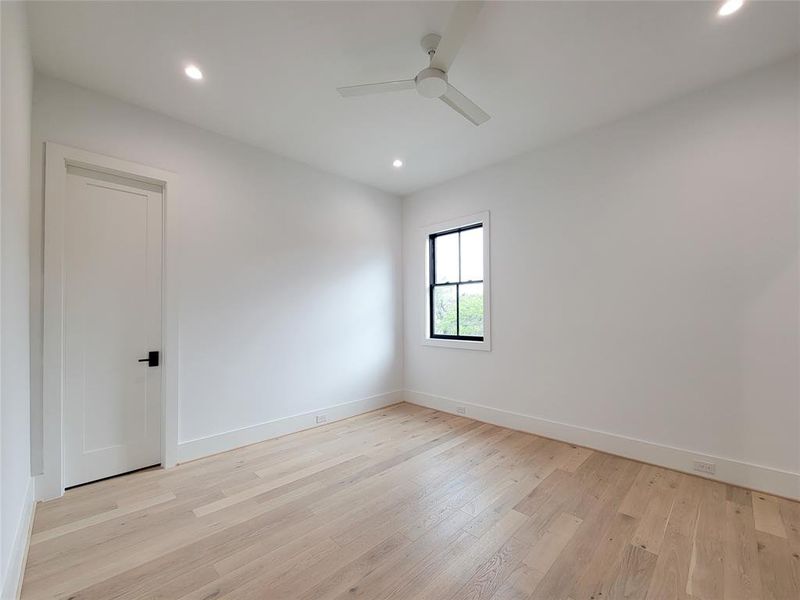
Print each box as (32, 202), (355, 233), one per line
(433, 287), (483, 336)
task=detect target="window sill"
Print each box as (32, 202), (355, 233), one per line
(422, 337), (491, 352)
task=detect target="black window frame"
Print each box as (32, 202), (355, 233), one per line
(428, 222), (484, 341)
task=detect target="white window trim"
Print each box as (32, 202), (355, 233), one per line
(422, 211), (491, 351)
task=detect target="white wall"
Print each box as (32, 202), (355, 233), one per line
(403, 57), (799, 497)
(1, 1), (34, 597)
(30, 76), (403, 472)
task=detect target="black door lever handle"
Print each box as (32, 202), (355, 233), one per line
(137, 351), (160, 367)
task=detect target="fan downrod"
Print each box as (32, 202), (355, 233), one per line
(420, 34), (442, 57)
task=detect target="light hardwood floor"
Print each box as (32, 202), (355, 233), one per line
(21, 403), (800, 600)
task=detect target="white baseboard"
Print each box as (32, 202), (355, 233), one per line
(405, 390), (800, 500)
(177, 390), (404, 463)
(1, 477), (35, 600)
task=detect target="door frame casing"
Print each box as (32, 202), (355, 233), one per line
(40, 142), (179, 500)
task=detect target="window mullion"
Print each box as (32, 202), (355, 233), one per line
(456, 283), (460, 337)
(457, 229), (461, 337)
(458, 229), (462, 283)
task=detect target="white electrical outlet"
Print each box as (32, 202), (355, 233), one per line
(693, 460), (716, 475)
(456, 407), (466, 415)
(315, 415), (327, 424)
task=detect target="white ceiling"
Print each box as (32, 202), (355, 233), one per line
(27, 1), (799, 195)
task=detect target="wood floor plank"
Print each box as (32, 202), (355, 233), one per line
(756, 530), (796, 600)
(218, 536), (344, 600)
(194, 451), (364, 517)
(559, 446), (594, 473)
(297, 531), (410, 600)
(645, 476), (705, 600)
(490, 562), (546, 600)
(464, 470), (548, 540)
(410, 509), (528, 600)
(631, 481), (677, 555)
(686, 479), (726, 600)
(330, 507), (474, 600)
(451, 533), (530, 600)
(488, 515), (575, 600)
(723, 494), (763, 600)
(528, 456), (642, 600)
(607, 544), (658, 600)
(30, 491), (176, 545)
(520, 512), (583, 574)
(753, 493), (788, 538)
(19, 403), (799, 600)
(777, 497), (800, 594)
(569, 512), (640, 599)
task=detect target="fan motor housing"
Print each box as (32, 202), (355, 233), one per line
(415, 68), (448, 99)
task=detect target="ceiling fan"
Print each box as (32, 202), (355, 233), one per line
(336, 1), (490, 126)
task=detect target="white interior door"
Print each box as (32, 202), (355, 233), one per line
(63, 165), (162, 487)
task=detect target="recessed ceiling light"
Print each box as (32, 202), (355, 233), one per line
(718, 0), (744, 16)
(184, 65), (203, 80)
(392, 159), (403, 168)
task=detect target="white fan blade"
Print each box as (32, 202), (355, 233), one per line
(441, 84), (490, 126)
(337, 79), (416, 97)
(430, 1), (484, 73)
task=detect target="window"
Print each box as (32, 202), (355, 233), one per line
(425, 212), (490, 350)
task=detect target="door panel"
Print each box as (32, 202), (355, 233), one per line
(63, 166), (162, 487)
